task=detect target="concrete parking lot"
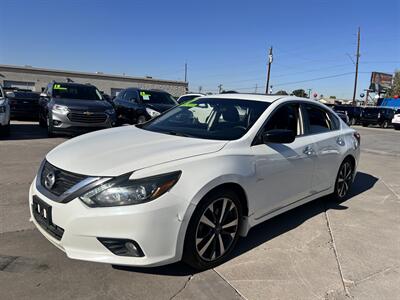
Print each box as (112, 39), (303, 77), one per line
(0, 122), (399, 300)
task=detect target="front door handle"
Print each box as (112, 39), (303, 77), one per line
(303, 146), (315, 156)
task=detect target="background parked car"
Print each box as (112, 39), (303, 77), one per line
(177, 93), (205, 104)
(332, 105), (363, 125)
(391, 109), (400, 130)
(6, 89), (40, 121)
(336, 111), (350, 125)
(361, 107), (396, 128)
(39, 82), (116, 137)
(0, 85), (11, 135)
(113, 88), (178, 124)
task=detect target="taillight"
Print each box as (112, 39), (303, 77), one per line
(354, 132), (361, 145)
(378, 112), (381, 118)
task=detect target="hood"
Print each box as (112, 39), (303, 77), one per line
(46, 126), (227, 176)
(53, 98), (113, 112)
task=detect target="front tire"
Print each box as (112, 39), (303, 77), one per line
(331, 158), (354, 201)
(394, 125), (400, 131)
(136, 115), (147, 124)
(380, 120), (389, 128)
(183, 189), (242, 270)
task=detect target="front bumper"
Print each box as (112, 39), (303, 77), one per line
(29, 179), (188, 267)
(51, 111), (116, 133)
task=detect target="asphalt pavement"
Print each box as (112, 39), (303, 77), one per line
(0, 122), (399, 300)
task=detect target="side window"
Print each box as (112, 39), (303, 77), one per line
(304, 104), (335, 134)
(264, 103), (301, 136)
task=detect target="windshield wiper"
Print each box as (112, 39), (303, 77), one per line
(164, 131), (193, 137)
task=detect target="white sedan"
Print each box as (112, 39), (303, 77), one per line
(29, 94), (360, 270)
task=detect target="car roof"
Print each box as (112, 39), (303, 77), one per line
(179, 93), (205, 97)
(203, 93), (285, 103)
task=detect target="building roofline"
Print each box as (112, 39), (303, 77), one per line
(0, 64), (187, 86)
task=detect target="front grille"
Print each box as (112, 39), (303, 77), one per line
(67, 112), (107, 123)
(41, 161), (87, 196)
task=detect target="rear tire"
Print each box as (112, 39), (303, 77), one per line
(380, 120), (389, 128)
(331, 158), (354, 202)
(182, 188), (242, 270)
(362, 122), (369, 127)
(394, 125), (400, 131)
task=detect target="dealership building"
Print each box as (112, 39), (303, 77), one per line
(0, 64), (188, 97)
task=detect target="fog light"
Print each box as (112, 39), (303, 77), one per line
(97, 238), (144, 257)
(53, 120), (62, 126)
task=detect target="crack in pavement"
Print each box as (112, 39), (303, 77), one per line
(353, 265), (399, 286)
(323, 206), (351, 298)
(381, 179), (400, 200)
(213, 268), (246, 299)
(169, 274), (194, 300)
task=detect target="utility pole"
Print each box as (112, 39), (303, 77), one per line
(218, 84), (223, 93)
(255, 84), (258, 93)
(184, 62), (188, 82)
(199, 86), (202, 93)
(352, 27), (361, 106)
(265, 46), (273, 94)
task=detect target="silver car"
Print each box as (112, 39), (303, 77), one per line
(39, 82), (116, 137)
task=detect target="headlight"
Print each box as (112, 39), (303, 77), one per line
(79, 171), (181, 207)
(52, 104), (69, 115)
(146, 107), (161, 117)
(105, 108), (115, 115)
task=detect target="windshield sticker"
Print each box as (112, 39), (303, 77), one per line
(140, 91), (151, 100)
(181, 99), (198, 107)
(53, 84), (67, 90)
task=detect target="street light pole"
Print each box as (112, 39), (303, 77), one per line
(265, 46), (273, 94)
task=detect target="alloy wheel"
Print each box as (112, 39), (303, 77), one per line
(195, 197), (239, 262)
(337, 161), (353, 198)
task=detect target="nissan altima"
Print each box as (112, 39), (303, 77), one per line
(29, 94), (360, 270)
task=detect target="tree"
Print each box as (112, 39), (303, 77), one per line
(275, 90), (288, 95)
(291, 89), (308, 98)
(329, 96), (337, 99)
(386, 71), (400, 97)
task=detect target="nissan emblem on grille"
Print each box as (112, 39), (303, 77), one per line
(44, 171), (56, 189)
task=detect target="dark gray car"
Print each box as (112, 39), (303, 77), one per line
(39, 82), (116, 137)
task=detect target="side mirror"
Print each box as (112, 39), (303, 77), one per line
(263, 129), (296, 144)
(6, 91), (15, 98)
(40, 92), (50, 100)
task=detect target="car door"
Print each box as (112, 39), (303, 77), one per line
(250, 102), (317, 219)
(302, 103), (342, 193)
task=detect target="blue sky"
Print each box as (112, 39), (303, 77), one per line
(1, 0), (399, 98)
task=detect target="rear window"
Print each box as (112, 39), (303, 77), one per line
(139, 91), (177, 105)
(52, 83), (102, 100)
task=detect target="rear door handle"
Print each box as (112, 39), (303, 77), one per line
(303, 146), (315, 156)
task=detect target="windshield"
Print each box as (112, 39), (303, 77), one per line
(139, 90), (177, 105)
(52, 83), (102, 100)
(141, 98), (270, 140)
